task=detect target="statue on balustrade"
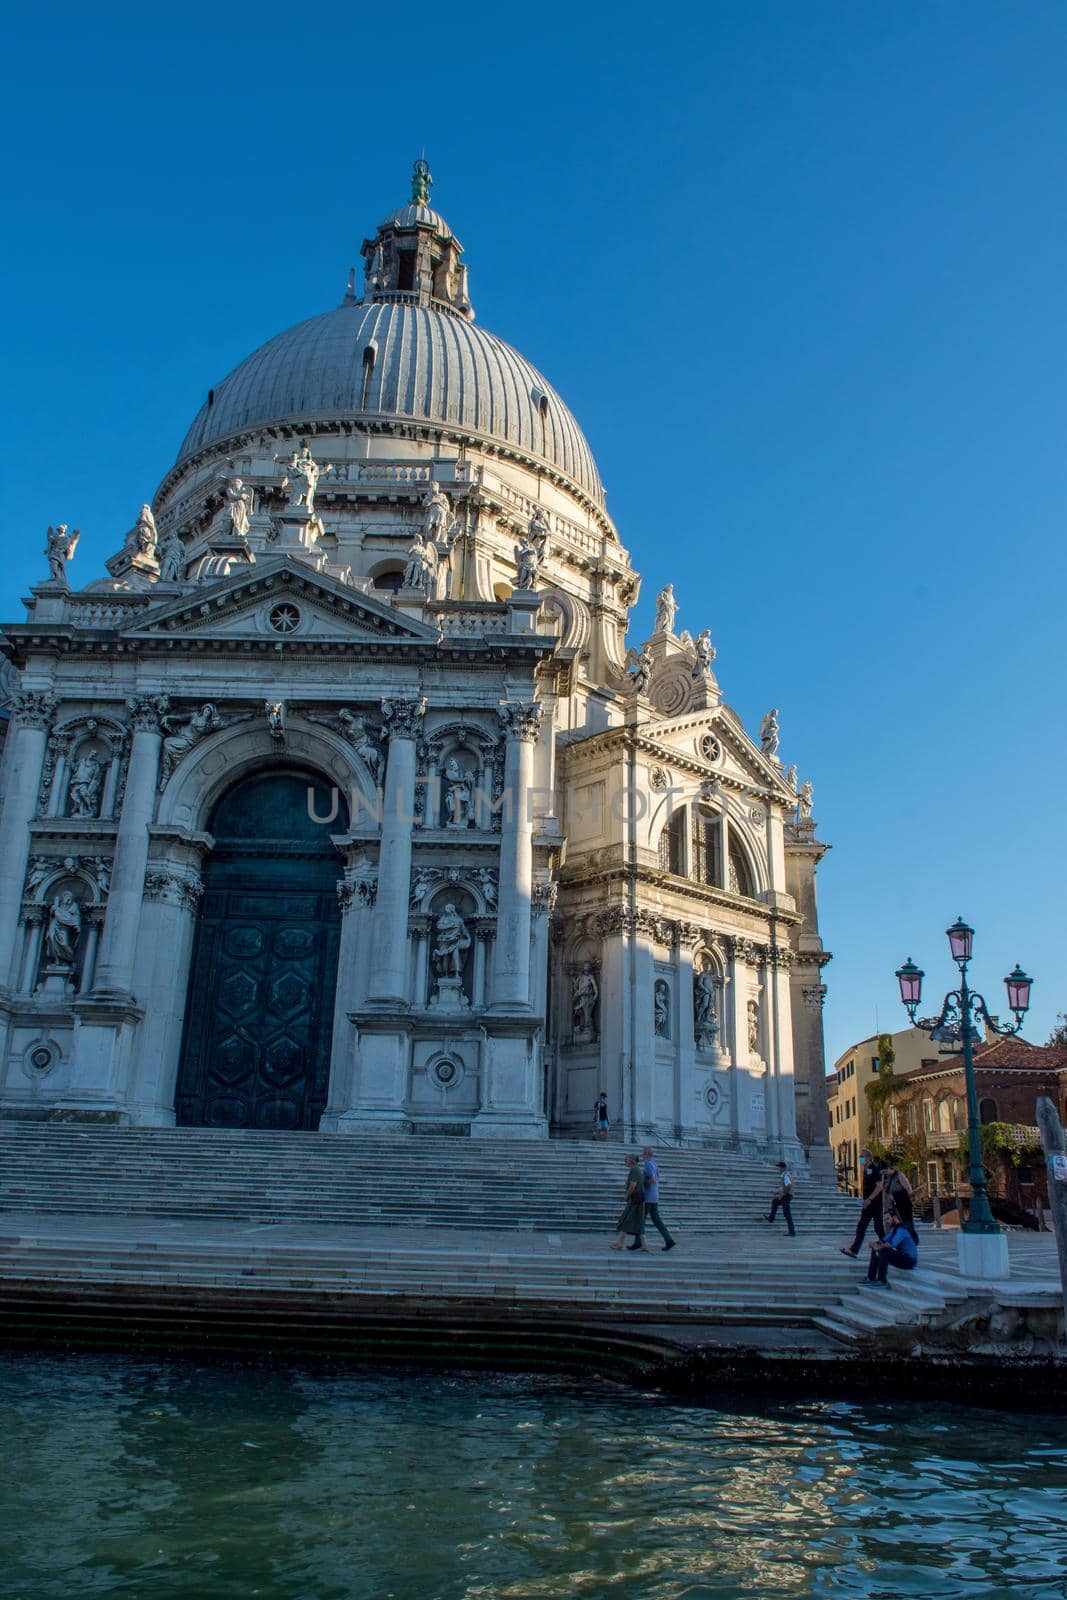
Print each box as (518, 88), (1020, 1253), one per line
(45, 524), (80, 585)
(759, 708), (780, 761)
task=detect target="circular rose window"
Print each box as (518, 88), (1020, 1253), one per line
(269, 603), (301, 634)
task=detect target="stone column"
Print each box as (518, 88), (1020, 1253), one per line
(0, 692), (54, 987)
(126, 869), (203, 1123)
(45, 733), (71, 818)
(676, 930), (698, 1138)
(367, 697), (424, 1005)
(18, 907), (45, 994)
(320, 874), (376, 1130)
(766, 944), (799, 1149)
(489, 702), (542, 1010)
(91, 696), (166, 1000)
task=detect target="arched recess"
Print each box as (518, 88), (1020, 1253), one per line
(174, 768), (350, 1130)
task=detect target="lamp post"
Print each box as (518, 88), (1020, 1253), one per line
(895, 920), (1032, 1272)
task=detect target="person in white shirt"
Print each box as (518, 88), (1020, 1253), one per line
(767, 1161), (796, 1236)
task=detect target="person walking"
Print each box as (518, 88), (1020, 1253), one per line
(767, 1161), (796, 1235)
(610, 1154), (649, 1252)
(641, 1146), (677, 1252)
(864, 1206), (919, 1287)
(841, 1149), (885, 1257)
(593, 1092), (610, 1142)
(880, 1162), (918, 1244)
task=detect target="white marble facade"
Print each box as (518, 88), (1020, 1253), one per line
(0, 167), (831, 1153)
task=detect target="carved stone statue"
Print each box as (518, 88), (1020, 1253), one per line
(694, 967), (719, 1050)
(443, 755), (475, 828)
(759, 708), (780, 761)
(45, 525), (80, 585)
(129, 504), (158, 559)
(514, 533), (540, 590)
(160, 704), (222, 785)
(45, 890), (82, 968)
(224, 477), (254, 540)
(410, 867), (440, 908)
(158, 530), (186, 583)
(266, 701), (286, 741)
(421, 481), (452, 541)
(527, 506), (550, 560)
(338, 711), (383, 784)
(572, 962), (599, 1041)
(411, 157), (433, 207)
(627, 643), (654, 696)
(403, 530), (435, 591)
(281, 444), (330, 513)
(693, 628), (716, 677)
(654, 979), (670, 1038)
(747, 998), (760, 1053)
(783, 763), (798, 793)
(654, 583), (677, 634)
(431, 902), (471, 979)
(67, 750), (103, 818)
(798, 780), (814, 820)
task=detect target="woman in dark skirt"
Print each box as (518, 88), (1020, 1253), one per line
(610, 1154), (649, 1252)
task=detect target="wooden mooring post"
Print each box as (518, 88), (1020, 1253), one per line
(1035, 1095), (1067, 1340)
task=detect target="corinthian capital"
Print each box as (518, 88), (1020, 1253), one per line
(12, 691), (56, 731)
(497, 701), (543, 742)
(380, 697), (426, 742)
(128, 694), (170, 732)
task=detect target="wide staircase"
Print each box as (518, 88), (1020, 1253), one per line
(0, 1123), (853, 1236)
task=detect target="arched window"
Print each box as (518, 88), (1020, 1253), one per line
(658, 808), (685, 875)
(691, 810), (722, 886)
(979, 1097), (999, 1125)
(360, 345), (376, 409)
(951, 1097), (966, 1131)
(937, 1098), (952, 1133)
(372, 568), (404, 594)
(922, 1098), (935, 1133)
(727, 834), (755, 898)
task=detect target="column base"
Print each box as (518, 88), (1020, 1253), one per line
(470, 1112), (548, 1139)
(325, 1110), (412, 1136)
(957, 1230), (1010, 1281)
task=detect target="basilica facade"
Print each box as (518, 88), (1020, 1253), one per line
(0, 165), (831, 1156)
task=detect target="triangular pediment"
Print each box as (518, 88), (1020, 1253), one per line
(120, 559), (440, 646)
(644, 706), (795, 799)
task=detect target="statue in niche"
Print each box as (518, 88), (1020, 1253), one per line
(160, 703), (223, 785)
(747, 998), (760, 1054)
(654, 583), (677, 634)
(67, 750), (103, 818)
(223, 476), (254, 540)
(281, 443), (331, 513)
(527, 506), (550, 561)
(694, 966), (720, 1050)
(760, 708), (780, 761)
(45, 890), (82, 969)
(692, 628), (716, 677)
(431, 902), (471, 980)
(654, 979), (671, 1038)
(338, 711), (383, 785)
(797, 780), (814, 820)
(572, 962), (599, 1042)
(443, 755), (475, 828)
(421, 480), (452, 542)
(514, 532), (541, 590)
(158, 530), (187, 583)
(45, 524), (80, 585)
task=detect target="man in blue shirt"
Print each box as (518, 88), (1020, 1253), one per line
(865, 1208), (918, 1286)
(641, 1146), (677, 1251)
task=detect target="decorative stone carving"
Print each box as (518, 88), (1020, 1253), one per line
(514, 533), (540, 590)
(654, 978), (670, 1038)
(337, 711), (384, 784)
(625, 643), (653, 695)
(13, 691), (56, 731)
(45, 890), (81, 967)
(431, 902), (471, 978)
(67, 750), (104, 818)
(694, 965), (720, 1051)
(692, 628), (716, 677)
(160, 704), (223, 787)
(265, 701), (286, 742)
(223, 476), (254, 539)
(729, 936), (764, 967)
(767, 945), (795, 970)
(783, 763), (798, 793)
(571, 961), (599, 1043)
(143, 870), (203, 911)
(747, 998), (760, 1053)
(802, 984), (828, 1010)
(654, 583), (677, 634)
(798, 780), (814, 821)
(649, 766), (670, 789)
(532, 881), (556, 914)
(699, 733), (721, 764)
(381, 697), (426, 741)
(497, 702), (543, 742)
(759, 708), (780, 762)
(477, 867), (499, 908)
(421, 480), (453, 541)
(128, 694), (170, 732)
(410, 867), (442, 908)
(403, 530), (435, 592)
(45, 524), (79, 585)
(527, 505), (550, 560)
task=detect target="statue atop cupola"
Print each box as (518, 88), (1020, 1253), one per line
(358, 161), (473, 320)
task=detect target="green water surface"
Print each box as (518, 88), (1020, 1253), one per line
(1, 1353), (1065, 1600)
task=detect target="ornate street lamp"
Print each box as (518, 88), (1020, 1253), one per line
(896, 919), (1033, 1239)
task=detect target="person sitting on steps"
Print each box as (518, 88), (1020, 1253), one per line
(864, 1205), (918, 1287)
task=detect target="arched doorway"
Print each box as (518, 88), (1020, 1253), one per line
(175, 770), (348, 1129)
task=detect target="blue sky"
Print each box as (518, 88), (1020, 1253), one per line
(3, 1), (1065, 1064)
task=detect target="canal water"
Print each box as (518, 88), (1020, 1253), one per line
(2, 1353), (1065, 1600)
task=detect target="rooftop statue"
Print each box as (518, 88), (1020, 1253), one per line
(625, 642), (654, 696)
(403, 530), (436, 592)
(280, 443), (331, 514)
(158, 530), (186, 583)
(760, 707), (780, 761)
(514, 532), (541, 590)
(654, 583), (677, 635)
(223, 476), (254, 540)
(421, 481), (452, 541)
(692, 628), (716, 677)
(528, 506), (550, 560)
(130, 504), (158, 560)
(411, 157), (433, 206)
(798, 779), (814, 820)
(45, 524), (80, 585)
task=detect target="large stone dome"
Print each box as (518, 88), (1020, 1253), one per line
(176, 299), (604, 505)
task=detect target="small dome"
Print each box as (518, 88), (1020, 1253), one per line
(177, 299), (604, 504)
(378, 202), (453, 239)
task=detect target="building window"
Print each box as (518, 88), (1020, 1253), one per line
(938, 1099), (952, 1134)
(979, 1097), (998, 1124)
(658, 809), (686, 875)
(906, 1102), (917, 1134)
(360, 345), (376, 408)
(397, 251), (416, 291)
(727, 834), (754, 897)
(951, 1097), (965, 1131)
(691, 811), (722, 887)
(922, 1099), (934, 1133)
